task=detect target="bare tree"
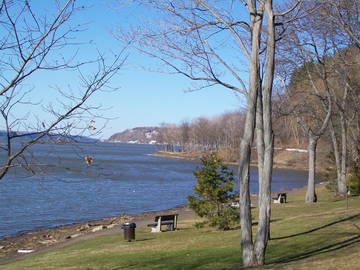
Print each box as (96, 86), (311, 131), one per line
(319, 0), (360, 195)
(326, 49), (352, 197)
(278, 0), (360, 199)
(116, 0), (304, 266)
(0, 0), (125, 179)
(179, 120), (191, 151)
(158, 123), (180, 151)
(323, 0), (360, 48)
(275, 67), (332, 204)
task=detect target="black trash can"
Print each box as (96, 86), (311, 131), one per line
(121, 222), (136, 242)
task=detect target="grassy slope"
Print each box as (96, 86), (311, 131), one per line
(1, 185), (360, 270)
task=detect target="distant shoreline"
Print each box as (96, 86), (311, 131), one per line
(149, 150), (311, 172)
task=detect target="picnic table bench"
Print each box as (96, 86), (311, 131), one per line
(147, 214), (178, 232)
(273, 193), (287, 204)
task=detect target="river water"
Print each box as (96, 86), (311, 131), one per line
(0, 142), (307, 239)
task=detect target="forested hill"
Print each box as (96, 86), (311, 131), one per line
(107, 127), (160, 144)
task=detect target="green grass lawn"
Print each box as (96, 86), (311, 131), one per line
(1, 185), (360, 270)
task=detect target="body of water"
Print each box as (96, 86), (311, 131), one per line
(0, 142), (308, 239)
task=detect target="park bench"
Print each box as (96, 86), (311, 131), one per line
(273, 193), (287, 204)
(147, 214), (178, 232)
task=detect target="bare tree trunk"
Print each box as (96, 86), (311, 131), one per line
(239, 0), (275, 265)
(330, 113), (348, 196)
(305, 133), (318, 203)
(339, 112), (348, 195)
(256, 92), (265, 188)
(255, 89), (268, 264)
(238, 0), (265, 265)
(238, 96), (257, 266)
(328, 88), (348, 197)
(303, 93), (331, 203)
(329, 119), (342, 188)
(254, 1), (274, 262)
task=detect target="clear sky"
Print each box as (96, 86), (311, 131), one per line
(19, 1), (245, 140)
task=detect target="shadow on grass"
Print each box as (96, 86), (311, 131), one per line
(132, 238), (155, 242)
(271, 213), (360, 240)
(271, 234), (360, 264)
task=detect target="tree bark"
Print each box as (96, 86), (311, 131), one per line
(329, 119), (342, 189)
(328, 91), (348, 197)
(253, 0), (275, 264)
(305, 133), (318, 203)
(239, 0), (275, 266)
(330, 114), (348, 196)
(238, 93), (257, 266)
(339, 112), (347, 195)
(238, 0), (264, 265)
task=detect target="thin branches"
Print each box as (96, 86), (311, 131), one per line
(0, 1), (126, 180)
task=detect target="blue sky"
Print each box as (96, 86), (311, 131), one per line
(18, 1), (245, 139)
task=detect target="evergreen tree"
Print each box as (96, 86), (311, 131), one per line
(188, 153), (239, 230)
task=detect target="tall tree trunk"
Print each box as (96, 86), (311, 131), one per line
(238, 1), (264, 266)
(305, 133), (318, 203)
(328, 72), (349, 196)
(339, 112), (347, 195)
(328, 112), (347, 196)
(239, 1), (274, 266)
(255, 89), (267, 264)
(256, 92), (265, 187)
(238, 91), (257, 266)
(329, 119), (342, 189)
(254, 0), (274, 264)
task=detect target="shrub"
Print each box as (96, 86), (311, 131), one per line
(187, 152), (239, 230)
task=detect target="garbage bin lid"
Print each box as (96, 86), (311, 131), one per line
(121, 222), (136, 228)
